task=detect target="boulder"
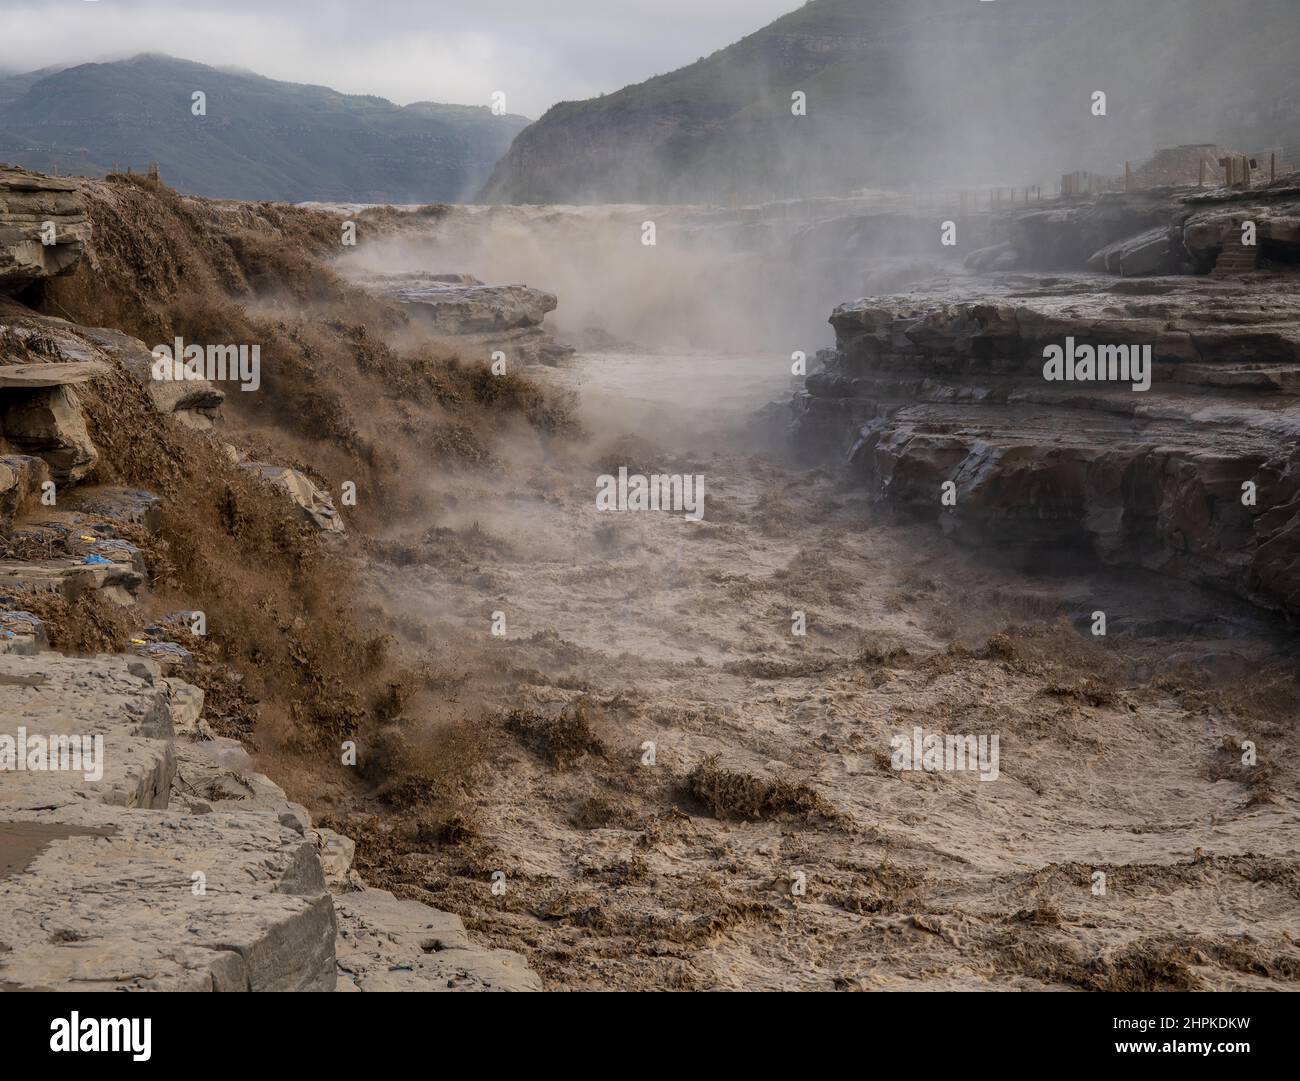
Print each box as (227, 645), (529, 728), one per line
(163, 677), (205, 734)
(79, 325), (225, 426)
(170, 734), (312, 835)
(244, 462), (345, 535)
(353, 272), (573, 365)
(0, 454), (49, 530)
(362, 275), (557, 333)
(313, 828), (356, 886)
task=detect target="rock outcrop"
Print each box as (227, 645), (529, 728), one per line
(353, 271), (574, 366)
(334, 888), (543, 992)
(964, 180), (1300, 277)
(1, 295), (225, 443)
(792, 270), (1300, 619)
(0, 652), (334, 991)
(0, 165), (88, 292)
(0, 639), (541, 991)
(242, 462), (346, 536)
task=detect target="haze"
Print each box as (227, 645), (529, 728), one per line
(0, 0), (795, 117)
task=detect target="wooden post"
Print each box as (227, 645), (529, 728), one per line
(1272, 152), (1277, 181)
(1125, 161), (1131, 191)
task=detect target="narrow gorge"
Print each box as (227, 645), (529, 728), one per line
(3, 153), (1297, 991)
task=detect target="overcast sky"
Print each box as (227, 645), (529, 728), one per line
(0, 0), (796, 117)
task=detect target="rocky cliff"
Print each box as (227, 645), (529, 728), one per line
(792, 180), (1300, 620)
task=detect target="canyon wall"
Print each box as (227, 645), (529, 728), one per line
(792, 180), (1300, 619)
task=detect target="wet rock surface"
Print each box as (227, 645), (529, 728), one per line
(348, 270), (574, 365)
(793, 269), (1300, 618)
(242, 463), (346, 535)
(333, 888), (541, 992)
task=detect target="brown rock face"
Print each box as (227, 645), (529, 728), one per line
(0, 453), (49, 530)
(0, 166), (89, 293)
(792, 272), (1300, 618)
(0, 384), (99, 482)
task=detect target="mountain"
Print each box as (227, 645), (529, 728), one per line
(0, 54), (529, 203)
(480, 0), (1300, 204)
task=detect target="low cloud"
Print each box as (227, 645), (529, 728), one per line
(0, 0), (794, 116)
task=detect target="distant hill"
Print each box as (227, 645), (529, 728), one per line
(0, 54), (529, 202)
(481, 0), (1300, 204)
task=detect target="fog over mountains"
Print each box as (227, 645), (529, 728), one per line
(481, 0), (1300, 203)
(2, 0), (1297, 206)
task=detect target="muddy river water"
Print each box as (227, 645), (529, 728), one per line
(343, 346), (1300, 990)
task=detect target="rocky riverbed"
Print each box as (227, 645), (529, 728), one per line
(320, 347), (1299, 990)
(2, 163), (1298, 992)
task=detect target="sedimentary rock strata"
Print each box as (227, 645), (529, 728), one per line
(0, 644), (541, 990)
(793, 270), (1300, 619)
(0, 165), (88, 292)
(967, 179), (1300, 277)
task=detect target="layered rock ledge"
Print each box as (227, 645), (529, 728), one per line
(353, 271), (573, 366)
(0, 166), (88, 293)
(792, 272), (1300, 619)
(0, 641), (540, 991)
